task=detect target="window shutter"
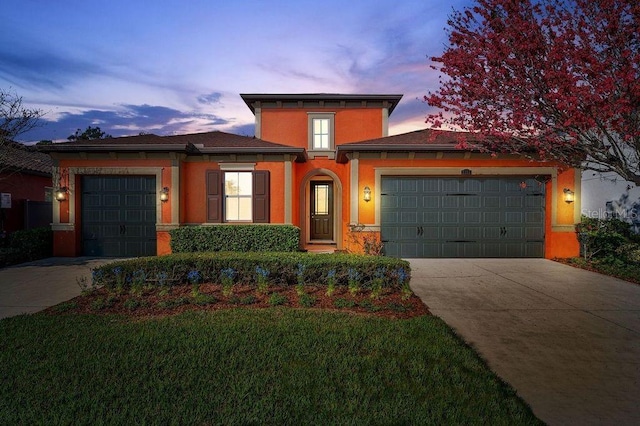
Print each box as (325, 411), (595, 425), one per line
(252, 170), (270, 223)
(206, 170), (222, 223)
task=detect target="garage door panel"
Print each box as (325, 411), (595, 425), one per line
(483, 196), (501, 208)
(400, 196), (418, 208)
(505, 212), (523, 223)
(464, 227), (482, 239)
(422, 211), (439, 223)
(400, 211), (417, 223)
(421, 179), (440, 192)
(381, 211), (399, 224)
(400, 227), (417, 239)
(483, 212), (501, 223)
(483, 180), (501, 191)
(463, 243), (482, 257)
(442, 212), (459, 223)
(422, 243), (441, 257)
(381, 196), (398, 209)
(422, 195), (439, 208)
(464, 196), (481, 208)
(104, 210), (121, 222)
(423, 227), (439, 238)
(505, 197), (523, 208)
(399, 242), (419, 257)
(441, 179), (460, 192)
(400, 179), (418, 192)
(441, 227), (459, 239)
(464, 211), (481, 223)
(381, 176), (545, 258)
(104, 194), (121, 207)
(442, 197), (459, 208)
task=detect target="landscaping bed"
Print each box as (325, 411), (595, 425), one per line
(48, 283), (429, 319)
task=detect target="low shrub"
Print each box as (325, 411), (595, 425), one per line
(91, 252), (411, 294)
(0, 227), (52, 267)
(170, 225), (300, 253)
(575, 216), (637, 262)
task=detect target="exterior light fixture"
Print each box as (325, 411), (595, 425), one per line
(563, 188), (575, 203)
(55, 187), (68, 202)
(160, 187), (170, 202)
(363, 186), (371, 202)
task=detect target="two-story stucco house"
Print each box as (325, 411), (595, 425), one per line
(42, 93), (580, 258)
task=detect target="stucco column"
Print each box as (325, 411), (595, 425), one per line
(350, 154), (359, 224)
(284, 157), (293, 224)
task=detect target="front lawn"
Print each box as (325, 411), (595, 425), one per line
(0, 310), (541, 425)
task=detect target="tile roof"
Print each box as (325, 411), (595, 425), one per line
(336, 129), (480, 163)
(0, 141), (52, 175)
(340, 128), (478, 146)
(38, 131), (307, 162)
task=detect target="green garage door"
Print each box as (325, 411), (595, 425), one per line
(381, 177), (545, 258)
(82, 176), (157, 257)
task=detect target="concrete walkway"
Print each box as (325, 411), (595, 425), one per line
(409, 259), (640, 426)
(0, 257), (118, 319)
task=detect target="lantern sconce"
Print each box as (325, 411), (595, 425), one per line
(55, 187), (68, 202)
(563, 188), (575, 204)
(160, 187), (170, 202)
(363, 186), (371, 202)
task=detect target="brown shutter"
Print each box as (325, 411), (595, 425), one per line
(252, 170), (270, 223)
(206, 170), (223, 223)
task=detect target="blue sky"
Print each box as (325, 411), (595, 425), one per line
(1, 0), (469, 142)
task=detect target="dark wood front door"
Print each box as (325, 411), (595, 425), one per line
(310, 181), (333, 241)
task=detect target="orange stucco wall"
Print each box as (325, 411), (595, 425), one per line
(260, 108), (384, 146)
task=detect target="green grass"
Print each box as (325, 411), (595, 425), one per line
(0, 310), (541, 425)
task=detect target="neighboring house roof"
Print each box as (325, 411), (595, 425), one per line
(0, 140), (52, 176)
(39, 131), (307, 162)
(335, 128), (479, 163)
(240, 93), (403, 115)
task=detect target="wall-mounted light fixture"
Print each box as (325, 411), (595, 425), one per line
(563, 188), (575, 204)
(363, 186), (371, 202)
(160, 187), (170, 202)
(55, 187), (68, 202)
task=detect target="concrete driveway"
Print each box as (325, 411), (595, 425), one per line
(0, 257), (118, 319)
(409, 258), (640, 426)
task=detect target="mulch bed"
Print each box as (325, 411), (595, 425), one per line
(46, 284), (431, 319)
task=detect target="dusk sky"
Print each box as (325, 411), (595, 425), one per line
(1, 0), (470, 143)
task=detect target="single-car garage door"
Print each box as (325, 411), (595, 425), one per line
(381, 176), (545, 258)
(82, 176), (157, 257)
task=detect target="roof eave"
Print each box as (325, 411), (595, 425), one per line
(38, 144), (189, 153)
(196, 147), (307, 162)
(335, 144), (477, 163)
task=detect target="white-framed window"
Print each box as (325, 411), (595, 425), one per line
(312, 118), (330, 150)
(308, 113), (335, 158)
(224, 172), (252, 221)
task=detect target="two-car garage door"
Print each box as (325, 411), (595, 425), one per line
(381, 177), (545, 258)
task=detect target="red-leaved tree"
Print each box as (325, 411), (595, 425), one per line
(425, 0), (640, 185)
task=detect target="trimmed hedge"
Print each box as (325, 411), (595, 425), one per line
(0, 227), (53, 268)
(170, 225), (300, 253)
(91, 252), (410, 291)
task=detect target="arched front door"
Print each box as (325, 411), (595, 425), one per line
(310, 181), (333, 241)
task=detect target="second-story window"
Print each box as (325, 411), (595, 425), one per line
(308, 112), (335, 158)
(312, 118), (330, 150)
